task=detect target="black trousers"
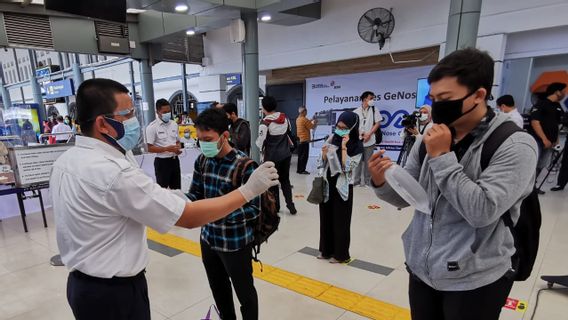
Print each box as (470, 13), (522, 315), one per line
(201, 240), (258, 320)
(296, 141), (310, 173)
(154, 157), (181, 189)
(319, 173), (353, 261)
(67, 270), (150, 320)
(269, 156), (294, 211)
(556, 139), (568, 188)
(408, 271), (514, 320)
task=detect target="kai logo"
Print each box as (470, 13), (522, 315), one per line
(312, 80), (341, 90)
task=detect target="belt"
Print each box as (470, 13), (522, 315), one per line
(156, 156), (178, 160)
(71, 269), (146, 284)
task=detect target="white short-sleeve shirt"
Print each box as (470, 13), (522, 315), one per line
(507, 109), (525, 128)
(52, 123), (73, 141)
(145, 119), (179, 158)
(353, 105), (382, 147)
(50, 136), (185, 278)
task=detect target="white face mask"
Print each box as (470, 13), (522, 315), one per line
(367, 99), (375, 107)
(420, 114), (429, 122)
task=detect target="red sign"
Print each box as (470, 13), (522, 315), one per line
(504, 298), (519, 310)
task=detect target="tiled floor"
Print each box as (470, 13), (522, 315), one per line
(0, 155), (567, 319)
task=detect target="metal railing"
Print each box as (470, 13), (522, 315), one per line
(38, 131), (76, 144)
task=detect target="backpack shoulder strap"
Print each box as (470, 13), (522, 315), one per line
(480, 121), (523, 170)
(418, 141), (427, 166)
(231, 157), (255, 188)
(199, 154), (207, 174)
(372, 106), (379, 125)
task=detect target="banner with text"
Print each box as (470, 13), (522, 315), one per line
(306, 65), (433, 152)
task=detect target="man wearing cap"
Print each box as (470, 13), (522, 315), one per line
(529, 82), (566, 192)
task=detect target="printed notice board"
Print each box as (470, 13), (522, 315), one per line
(9, 145), (71, 187)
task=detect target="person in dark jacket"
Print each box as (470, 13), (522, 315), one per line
(223, 103), (251, 155)
(256, 96), (297, 215)
(528, 82), (566, 192)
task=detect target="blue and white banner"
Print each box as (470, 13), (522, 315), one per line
(306, 65), (433, 153)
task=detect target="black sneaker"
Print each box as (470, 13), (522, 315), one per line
(287, 204), (297, 215)
(551, 186), (565, 192)
(299, 171), (310, 175)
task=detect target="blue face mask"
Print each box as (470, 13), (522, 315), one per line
(104, 117), (141, 152)
(199, 137), (225, 158)
(161, 113), (172, 123)
(334, 128), (350, 137)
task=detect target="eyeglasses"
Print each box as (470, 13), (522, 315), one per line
(105, 108), (136, 119)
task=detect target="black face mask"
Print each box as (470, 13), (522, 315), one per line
(431, 90), (479, 126)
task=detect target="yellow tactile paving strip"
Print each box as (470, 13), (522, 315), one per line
(147, 229), (411, 320)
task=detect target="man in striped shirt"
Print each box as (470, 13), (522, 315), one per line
(187, 108), (260, 320)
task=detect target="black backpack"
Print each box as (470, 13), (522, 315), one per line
(231, 157), (280, 264)
(418, 121), (541, 281)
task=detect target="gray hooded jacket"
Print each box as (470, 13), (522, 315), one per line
(374, 112), (538, 291)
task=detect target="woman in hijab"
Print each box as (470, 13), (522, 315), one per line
(317, 111), (364, 264)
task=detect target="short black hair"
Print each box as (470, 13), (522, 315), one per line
(57, 115), (64, 122)
(428, 48), (494, 100)
(261, 96), (277, 112)
(156, 98), (170, 111)
(496, 94), (514, 107)
(194, 108), (229, 135)
(223, 103), (238, 116)
(76, 78), (129, 135)
(546, 82), (567, 96)
(361, 91), (375, 101)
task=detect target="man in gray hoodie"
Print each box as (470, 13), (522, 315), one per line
(368, 48), (538, 320)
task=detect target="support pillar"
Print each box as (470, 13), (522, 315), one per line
(242, 11), (260, 162)
(129, 61), (137, 106)
(139, 58), (155, 126)
(181, 64), (188, 113)
(28, 50), (46, 121)
(72, 54), (84, 88)
(58, 52), (70, 105)
(0, 67), (12, 109)
(12, 49), (25, 102)
(444, 0), (482, 56)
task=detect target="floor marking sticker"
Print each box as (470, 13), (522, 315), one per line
(504, 297), (528, 313)
(148, 228), (410, 320)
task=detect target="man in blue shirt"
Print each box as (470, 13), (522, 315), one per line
(188, 108), (260, 320)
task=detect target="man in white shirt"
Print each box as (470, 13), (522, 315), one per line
(52, 115), (73, 143)
(146, 99), (182, 189)
(353, 91), (382, 187)
(50, 78), (278, 320)
(497, 94), (524, 128)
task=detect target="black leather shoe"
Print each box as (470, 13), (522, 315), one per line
(551, 186), (565, 192)
(537, 189), (546, 195)
(287, 204), (297, 215)
(300, 171), (310, 175)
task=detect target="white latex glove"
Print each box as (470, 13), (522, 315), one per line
(238, 161), (279, 201)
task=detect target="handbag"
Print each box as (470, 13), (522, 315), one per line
(307, 176), (326, 204)
(201, 305), (220, 320)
